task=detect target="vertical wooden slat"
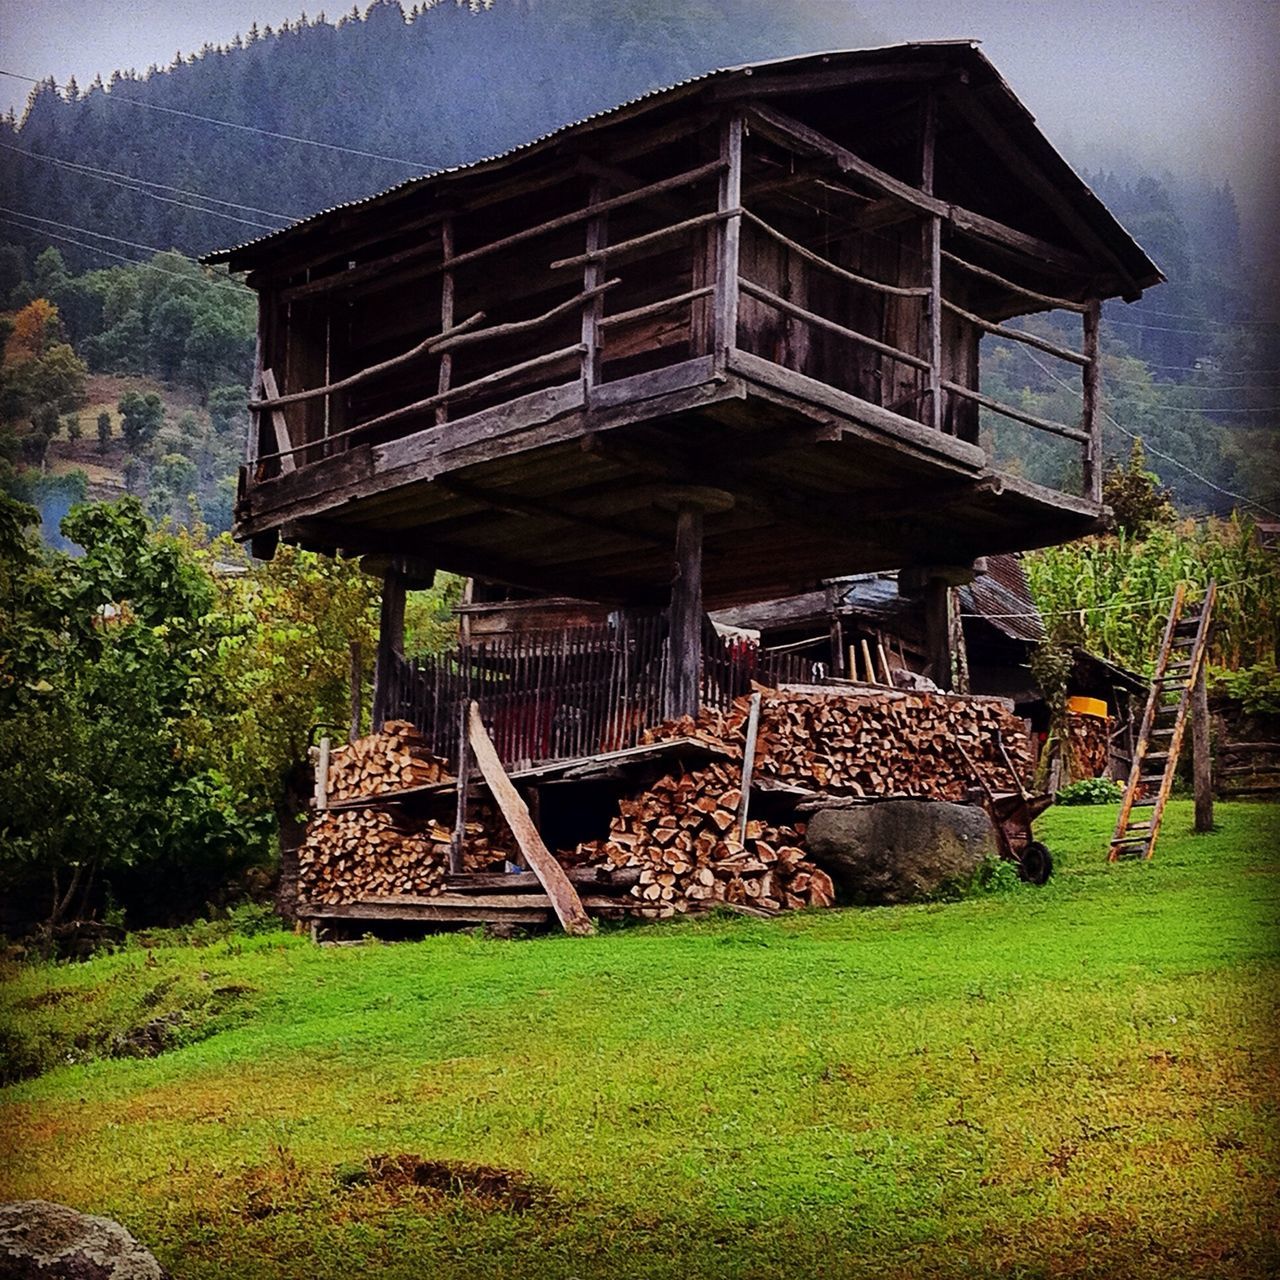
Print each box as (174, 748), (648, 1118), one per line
(713, 114), (744, 370)
(1081, 298), (1103, 503)
(436, 217), (454, 427)
(1192, 658), (1214, 833)
(371, 562), (407, 731)
(921, 91), (943, 433)
(581, 181), (606, 390)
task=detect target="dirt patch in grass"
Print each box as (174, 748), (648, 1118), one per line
(341, 1153), (548, 1212)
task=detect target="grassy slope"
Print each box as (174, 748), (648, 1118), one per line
(2, 800), (1277, 1279)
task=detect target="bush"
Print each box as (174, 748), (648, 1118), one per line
(1056, 777), (1124, 805)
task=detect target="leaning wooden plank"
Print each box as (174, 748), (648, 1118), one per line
(467, 701), (595, 936)
(259, 369), (297, 473)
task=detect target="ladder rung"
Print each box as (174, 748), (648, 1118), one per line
(1111, 835), (1150, 846)
(1131, 797), (1158, 807)
(1126, 821), (1153, 831)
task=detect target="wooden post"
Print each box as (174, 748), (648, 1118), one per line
(581, 182), (606, 390)
(736, 691), (762, 845)
(313, 736), (330, 812)
(450, 698), (470, 874)
(921, 92), (943, 432)
(949, 588), (970, 694)
(713, 114), (744, 370)
(260, 369), (297, 472)
(665, 506), (704, 719)
(1081, 298), (1103, 503)
(1192, 660), (1214, 832)
(371, 561), (407, 732)
(436, 216), (454, 426)
(348, 640), (362, 741)
(923, 577), (953, 691)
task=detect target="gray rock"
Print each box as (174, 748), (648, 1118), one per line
(0, 1201), (169, 1280)
(805, 799), (998, 905)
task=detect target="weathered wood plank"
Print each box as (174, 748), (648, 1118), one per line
(941, 300), (1089, 367)
(260, 369), (297, 473)
(941, 379), (1088, 444)
(468, 702), (595, 936)
(714, 115), (744, 367)
(1081, 299), (1102, 503)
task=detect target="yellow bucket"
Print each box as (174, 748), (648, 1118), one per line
(1067, 695), (1108, 720)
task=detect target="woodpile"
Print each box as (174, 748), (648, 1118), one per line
(325, 719), (452, 802)
(645, 687), (1033, 801)
(563, 761), (834, 918)
(1064, 711), (1109, 781)
(300, 807), (513, 905)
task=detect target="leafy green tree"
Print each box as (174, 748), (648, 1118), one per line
(96, 411), (111, 453)
(1103, 439), (1176, 536)
(208, 385), (248, 436)
(0, 496), (270, 934)
(117, 390), (165, 452)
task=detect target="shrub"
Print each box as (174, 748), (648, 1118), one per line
(1056, 777), (1124, 805)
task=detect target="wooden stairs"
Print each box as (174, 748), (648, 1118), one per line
(1109, 581), (1216, 862)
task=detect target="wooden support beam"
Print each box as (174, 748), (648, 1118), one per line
(1081, 299), (1103, 503)
(1192, 660), (1214, 833)
(436, 216), (455, 426)
(451, 698), (470, 874)
(665, 506), (704, 720)
(581, 182), (606, 390)
(467, 702), (595, 936)
(714, 114), (744, 370)
(736, 691), (762, 844)
(923, 576), (953, 691)
(921, 91), (944, 432)
(942, 299), (1089, 366)
(371, 561), (408, 731)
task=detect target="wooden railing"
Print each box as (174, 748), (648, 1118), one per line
(249, 106), (1105, 503)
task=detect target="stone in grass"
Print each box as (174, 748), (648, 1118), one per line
(805, 799), (998, 905)
(0, 1200), (170, 1280)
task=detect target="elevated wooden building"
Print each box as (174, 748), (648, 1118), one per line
(211, 42), (1160, 735)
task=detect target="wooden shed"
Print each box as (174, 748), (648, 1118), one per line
(210, 41), (1160, 727)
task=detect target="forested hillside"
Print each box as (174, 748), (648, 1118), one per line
(1, 0), (1276, 526)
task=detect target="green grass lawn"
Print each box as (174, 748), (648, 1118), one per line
(3, 800), (1278, 1279)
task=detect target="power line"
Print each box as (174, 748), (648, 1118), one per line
(960, 571), (1275, 622)
(0, 68), (433, 171)
(0, 214), (248, 296)
(0, 139), (300, 223)
(0, 204), (242, 261)
(1016, 346), (1280, 520)
(1105, 304), (1279, 328)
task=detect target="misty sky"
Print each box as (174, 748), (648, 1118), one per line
(2, 0), (1277, 232)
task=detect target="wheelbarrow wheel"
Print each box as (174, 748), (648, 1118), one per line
(1018, 841), (1053, 886)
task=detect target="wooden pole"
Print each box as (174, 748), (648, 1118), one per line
(1192, 660), (1214, 833)
(713, 114), (744, 371)
(1082, 298), (1103, 503)
(450, 698), (470, 874)
(949, 588), (970, 694)
(665, 506), (704, 720)
(436, 216), (454, 426)
(371, 561), (407, 732)
(923, 576), (952, 691)
(581, 181), (606, 390)
(313, 736), (330, 812)
(736, 691), (762, 844)
(921, 91), (943, 433)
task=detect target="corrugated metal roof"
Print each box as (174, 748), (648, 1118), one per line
(205, 42), (979, 266)
(959, 554), (1045, 643)
(205, 39), (1161, 294)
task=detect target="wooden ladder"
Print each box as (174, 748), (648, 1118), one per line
(1109, 581), (1216, 861)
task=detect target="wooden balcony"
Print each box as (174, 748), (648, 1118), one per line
(217, 44), (1160, 609)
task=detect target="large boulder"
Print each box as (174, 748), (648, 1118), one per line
(805, 799), (998, 905)
(0, 1201), (169, 1280)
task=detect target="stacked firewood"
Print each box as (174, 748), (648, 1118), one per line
(325, 720), (452, 803)
(299, 807), (514, 905)
(1064, 711), (1110, 781)
(565, 761), (834, 918)
(645, 688), (1033, 801)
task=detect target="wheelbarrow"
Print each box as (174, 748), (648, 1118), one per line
(957, 734), (1054, 885)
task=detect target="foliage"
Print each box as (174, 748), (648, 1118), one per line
(1, 801), (1275, 1278)
(0, 495), (269, 932)
(1209, 660), (1280, 716)
(116, 389), (165, 452)
(183, 536), (381, 819)
(1103, 438), (1177, 536)
(1025, 515), (1280, 673)
(1055, 776), (1124, 805)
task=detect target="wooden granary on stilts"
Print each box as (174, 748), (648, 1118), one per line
(210, 43), (1161, 929)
